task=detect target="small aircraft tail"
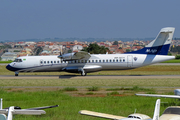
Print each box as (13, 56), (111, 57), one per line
(152, 99), (160, 120)
(128, 27), (175, 55)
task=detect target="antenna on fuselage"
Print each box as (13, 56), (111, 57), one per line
(134, 109), (136, 114)
(0, 98), (3, 109)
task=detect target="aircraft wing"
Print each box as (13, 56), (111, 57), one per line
(23, 105), (59, 110)
(13, 109), (46, 115)
(0, 108), (46, 115)
(73, 51), (91, 60)
(58, 51), (91, 61)
(79, 110), (125, 119)
(135, 94), (180, 99)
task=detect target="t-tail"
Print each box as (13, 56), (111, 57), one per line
(152, 99), (160, 120)
(128, 27), (175, 55)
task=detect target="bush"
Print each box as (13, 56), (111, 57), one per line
(86, 92), (94, 95)
(175, 55), (180, 59)
(107, 91), (119, 96)
(87, 86), (99, 91)
(62, 87), (78, 91)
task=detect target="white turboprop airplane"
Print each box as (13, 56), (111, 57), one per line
(6, 27), (175, 76)
(0, 98), (59, 120)
(79, 99), (161, 120)
(136, 89), (180, 99)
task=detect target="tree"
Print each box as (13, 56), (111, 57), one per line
(113, 41), (118, 45)
(82, 43), (110, 54)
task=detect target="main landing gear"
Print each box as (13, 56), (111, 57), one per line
(80, 69), (87, 76)
(15, 72), (19, 76)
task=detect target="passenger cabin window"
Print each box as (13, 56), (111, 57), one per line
(92, 60), (94, 63)
(51, 61), (53, 64)
(109, 60), (112, 62)
(47, 61), (49, 64)
(54, 61), (56, 63)
(103, 60), (105, 62)
(113, 59), (115, 62)
(106, 60), (108, 62)
(44, 61), (46, 64)
(89, 60), (91, 63)
(99, 60), (101, 62)
(116, 59), (118, 62)
(96, 60), (98, 63)
(57, 61), (59, 63)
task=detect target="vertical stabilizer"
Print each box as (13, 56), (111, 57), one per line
(152, 99), (160, 120)
(128, 27), (175, 55)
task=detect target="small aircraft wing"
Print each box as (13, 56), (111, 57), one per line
(24, 105), (59, 110)
(0, 106), (46, 115)
(13, 109), (46, 115)
(79, 110), (125, 119)
(135, 94), (180, 99)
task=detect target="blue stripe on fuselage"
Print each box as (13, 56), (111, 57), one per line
(126, 44), (170, 55)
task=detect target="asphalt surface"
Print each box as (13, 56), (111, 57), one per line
(1, 75), (180, 79)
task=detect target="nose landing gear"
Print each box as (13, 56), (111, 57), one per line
(15, 72), (19, 76)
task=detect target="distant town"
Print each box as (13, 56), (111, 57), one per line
(1, 39), (180, 61)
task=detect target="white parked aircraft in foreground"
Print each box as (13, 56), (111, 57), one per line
(79, 99), (161, 120)
(0, 98), (58, 120)
(80, 99), (180, 120)
(6, 27), (175, 76)
(136, 89), (180, 99)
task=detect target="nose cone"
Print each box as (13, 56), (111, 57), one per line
(6, 64), (16, 71)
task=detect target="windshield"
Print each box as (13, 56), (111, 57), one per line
(163, 107), (180, 115)
(14, 59), (22, 62)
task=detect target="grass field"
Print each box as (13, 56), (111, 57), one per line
(0, 65), (180, 119)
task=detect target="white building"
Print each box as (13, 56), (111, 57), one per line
(1, 52), (17, 61)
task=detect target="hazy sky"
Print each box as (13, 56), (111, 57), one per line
(0, 0), (180, 41)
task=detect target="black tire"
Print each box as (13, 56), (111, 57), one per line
(15, 74), (18, 76)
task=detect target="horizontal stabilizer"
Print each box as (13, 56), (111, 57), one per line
(79, 110), (125, 119)
(135, 94), (180, 99)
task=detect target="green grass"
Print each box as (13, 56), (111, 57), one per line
(0, 61), (12, 63)
(0, 89), (177, 120)
(161, 59), (180, 63)
(1, 64), (180, 119)
(106, 86), (154, 92)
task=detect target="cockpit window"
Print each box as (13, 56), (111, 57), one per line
(14, 59), (22, 62)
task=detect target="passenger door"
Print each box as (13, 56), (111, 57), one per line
(127, 55), (133, 67)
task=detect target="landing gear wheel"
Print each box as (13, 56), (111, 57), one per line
(81, 71), (87, 76)
(15, 72), (19, 76)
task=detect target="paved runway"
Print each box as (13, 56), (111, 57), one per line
(1, 75), (180, 79)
